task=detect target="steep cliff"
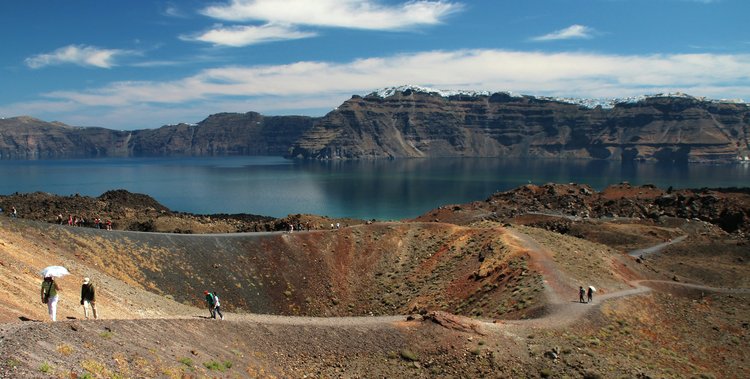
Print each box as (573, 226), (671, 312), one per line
(128, 112), (316, 156)
(2, 88), (749, 162)
(288, 88), (750, 162)
(0, 113), (315, 159)
(0, 116), (130, 159)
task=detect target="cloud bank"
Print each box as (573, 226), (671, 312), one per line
(188, 0), (463, 47)
(183, 23), (317, 46)
(6, 49), (749, 129)
(200, 0), (463, 30)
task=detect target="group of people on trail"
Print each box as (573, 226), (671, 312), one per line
(287, 221), (314, 233)
(578, 285), (595, 303)
(39, 274), (227, 322)
(56, 214), (112, 230)
(204, 290), (224, 320)
(40, 276), (97, 321)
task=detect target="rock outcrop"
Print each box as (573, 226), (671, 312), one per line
(413, 182), (750, 236)
(288, 88), (750, 162)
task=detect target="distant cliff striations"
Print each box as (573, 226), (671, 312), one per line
(2, 87), (748, 162)
(288, 88), (750, 163)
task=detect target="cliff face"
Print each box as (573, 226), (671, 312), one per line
(2, 90), (749, 162)
(288, 90), (750, 162)
(0, 116), (132, 159)
(128, 112), (316, 157)
(0, 113), (316, 159)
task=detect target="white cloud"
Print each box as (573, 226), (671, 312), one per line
(182, 23), (316, 47)
(200, 0), (463, 30)
(6, 49), (749, 129)
(25, 45), (130, 69)
(532, 24), (595, 41)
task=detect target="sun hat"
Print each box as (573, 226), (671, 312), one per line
(83, 277), (90, 284)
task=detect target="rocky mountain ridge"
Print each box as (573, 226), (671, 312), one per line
(2, 88), (749, 162)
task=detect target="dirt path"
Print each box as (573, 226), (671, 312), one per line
(628, 234), (688, 257)
(494, 229), (747, 330)
(73, 228), (746, 332)
(2, 225), (745, 338)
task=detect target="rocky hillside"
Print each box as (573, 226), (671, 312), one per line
(289, 88), (750, 162)
(0, 190), (365, 234)
(415, 182), (750, 236)
(0, 112), (315, 159)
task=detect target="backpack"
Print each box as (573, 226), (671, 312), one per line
(42, 283), (51, 304)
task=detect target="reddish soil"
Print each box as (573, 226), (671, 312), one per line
(0, 183), (747, 378)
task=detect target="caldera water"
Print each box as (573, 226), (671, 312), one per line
(1, 156), (747, 220)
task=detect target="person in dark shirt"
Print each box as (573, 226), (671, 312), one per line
(204, 290), (216, 318)
(80, 277), (98, 319)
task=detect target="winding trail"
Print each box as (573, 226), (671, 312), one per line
(488, 229), (748, 330)
(162, 229), (746, 332)
(4, 222), (747, 335)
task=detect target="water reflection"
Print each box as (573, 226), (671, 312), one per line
(0, 157), (747, 220)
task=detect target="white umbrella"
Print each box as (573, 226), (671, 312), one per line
(588, 286), (597, 292)
(40, 266), (70, 278)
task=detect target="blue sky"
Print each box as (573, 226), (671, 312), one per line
(1, 0), (748, 130)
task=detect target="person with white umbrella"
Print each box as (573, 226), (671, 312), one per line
(40, 266), (69, 322)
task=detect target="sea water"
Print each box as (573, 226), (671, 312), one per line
(1, 156), (747, 220)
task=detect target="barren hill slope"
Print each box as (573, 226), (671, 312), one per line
(0, 195), (748, 378)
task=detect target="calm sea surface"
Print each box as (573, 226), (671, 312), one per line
(1, 156), (748, 220)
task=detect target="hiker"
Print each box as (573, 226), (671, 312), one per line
(587, 286), (594, 303)
(80, 277), (98, 319)
(204, 290), (216, 318)
(212, 292), (224, 320)
(41, 276), (60, 321)
(11, 207), (17, 218)
(579, 286), (586, 303)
